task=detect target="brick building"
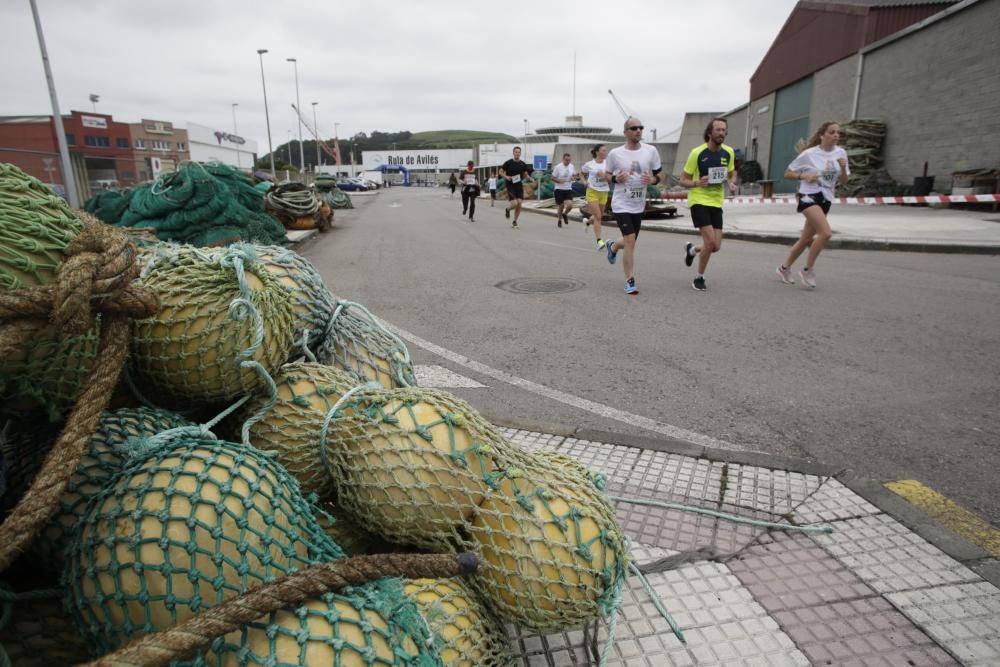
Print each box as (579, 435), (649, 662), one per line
(726, 0), (998, 193)
(128, 119), (189, 182)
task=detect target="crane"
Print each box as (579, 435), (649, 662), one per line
(607, 89), (633, 119)
(291, 103), (340, 165)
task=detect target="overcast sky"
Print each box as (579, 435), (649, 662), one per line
(1, 0), (798, 150)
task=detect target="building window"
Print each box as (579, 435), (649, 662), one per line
(135, 138), (145, 149)
(85, 136), (111, 147)
(177, 142), (185, 151)
(117, 137), (129, 148)
(66, 133), (75, 145)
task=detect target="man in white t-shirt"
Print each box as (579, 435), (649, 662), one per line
(551, 153), (576, 228)
(604, 117), (662, 295)
(487, 173), (498, 206)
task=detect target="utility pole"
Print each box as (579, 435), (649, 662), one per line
(30, 0), (79, 206)
(311, 102), (321, 170)
(257, 49), (276, 176)
(287, 58), (305, 170)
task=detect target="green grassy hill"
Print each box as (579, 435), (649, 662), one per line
(407, 130), (517, 149)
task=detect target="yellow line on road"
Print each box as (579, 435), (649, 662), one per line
(885, 480), (1000, 557)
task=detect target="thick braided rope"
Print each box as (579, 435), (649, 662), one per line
(0, 220), (158, 571)
(80, 552), (479, 667)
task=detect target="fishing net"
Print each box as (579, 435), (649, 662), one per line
(115, 161), (287, 247)
(129, 244), (296, 407)
(228, 243), (335, 358)
(403, 577), (512, 666)
(238, 361), (360, 497)
(178, 578), (438, 667)
(63, 435), (345, 655)
(0, 407), (192, 571)
(314, 498), (389, 557)
(263, 182), (320, 231)
(83, 188), (133, 225)
(314, 177), (354, 210)
(316, 301), (415, 389)
(322, 386), (628, 632)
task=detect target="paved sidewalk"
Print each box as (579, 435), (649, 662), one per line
(521, 198), (1000, 253)
(495, 427), (1000, 666)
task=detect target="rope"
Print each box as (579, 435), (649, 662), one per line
(608, 495), (834, 534)
(79, 552), (479, 667)
(264, 182), (320, 217)
(0, 218), (158, 572)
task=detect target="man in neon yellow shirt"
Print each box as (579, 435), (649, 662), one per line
(679, 118), (737, 291)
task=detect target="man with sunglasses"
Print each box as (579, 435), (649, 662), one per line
(605, 117), (662, 295)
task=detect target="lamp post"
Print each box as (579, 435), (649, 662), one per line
(334, 122), (341, 173)
(89, 93), (99, 113)
(311, 102), (321, 170)
(523, 118), (528, 156)
(286, 130), (293, 164)
(231, 103), (241, 169)
(287, 58), (305, 171)
(257, 48), (276, 177)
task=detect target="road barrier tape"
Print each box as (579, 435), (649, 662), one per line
(648, 194), (1000, 206)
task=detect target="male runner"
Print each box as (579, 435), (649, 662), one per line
(501, 146), (533, 228)
(551, 153), (576, 227)
(680, 118), (737, 291)
(605, 118), (661, 295)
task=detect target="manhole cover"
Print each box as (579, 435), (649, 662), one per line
(495, 277), (585, 294)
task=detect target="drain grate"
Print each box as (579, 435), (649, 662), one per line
(495, 277), (585, 294)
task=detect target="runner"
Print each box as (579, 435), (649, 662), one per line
(552, 153), (576, 228)
(679, 118), (737, 291)
(581, 144), (611, 249)
(487, 172), (498, 207)
(605, 117), (662, 295)
(448, 172), (458, 197)
(776, 121), (849, 288)
(501, 146), (533, 228)
(460, 160), (480, 222)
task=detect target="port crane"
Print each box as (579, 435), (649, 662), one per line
(291, 104), (340, 165)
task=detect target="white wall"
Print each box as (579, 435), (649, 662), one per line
(361, 148), (472, 171)
(186, 122), (258, 169)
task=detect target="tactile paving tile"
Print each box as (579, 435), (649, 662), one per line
(557, 437), (644, 487)
(887, 581), (1000, 666)
(502, 428), (567, 453)
(771, 597), (960, 666)
(720, 463), (825, 517)
(790, 477), (882, 525)
(628, 450), (725, 505)
(728, 530), (876, 611)
(511, 560), (809, 666)
(810, 514), (981, 594)
(413, 363), (485, 387)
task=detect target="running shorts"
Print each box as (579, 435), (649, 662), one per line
(507, 182), (524, 200)
(797, 191), (832, 214)
(586, 188), (609, 205)
(691, 204), (723, 229)
(613, 211), (643, 237)
(554, 189), (573, 204)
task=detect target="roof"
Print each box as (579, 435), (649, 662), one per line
(821, 0), (957, 5)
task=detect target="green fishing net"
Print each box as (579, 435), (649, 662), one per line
(316, 301), (415, 389)
(238, 361), (360, 497)
(83, 188), (133, 225)
(403, 577), (512, 667)
(63, 435), (345, 655)
(115, 161), (287, 247)
(321, 386), (628, 632)
(178, 578), (439, 667)
(314, 178), (354, 209)
(229, 243), (336, 357)
(130, 244), (296, 407)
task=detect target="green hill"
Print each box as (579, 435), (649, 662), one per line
(407, 130), (517, 149)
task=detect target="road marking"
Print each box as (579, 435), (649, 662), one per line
(386, 323), (747, 452)
(414, 364), (485, 388)
(885, 480), (1000, 557)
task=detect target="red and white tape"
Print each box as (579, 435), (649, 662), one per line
(649, 194), (1000, 205)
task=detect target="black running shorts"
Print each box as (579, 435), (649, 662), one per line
(691, 204), (723, 229)
(797, 192), (832, 214)
(507, 182), (524, 200)
(554, 189), (573, 204)
(613, 211), (643, 237)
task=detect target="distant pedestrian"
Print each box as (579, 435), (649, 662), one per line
(460, 160), (480, 222)
(488, 172), (498, 206)
(581, 144), (612, 249)
(605, 117), (662, 295)
(501, 146), (533, 228)
(680, 118), (737, 291)
(776, 121), (849, 288)
(552, 153), (576, 228)
(448, 172), (458, 197)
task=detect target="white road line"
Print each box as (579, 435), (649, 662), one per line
(386, 323), (748, 452)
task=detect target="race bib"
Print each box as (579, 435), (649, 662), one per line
(511, 174), (521, 184)
(464, 174), (475, 185)
(707, 166), (728, 184)
(626, 185), (645, 199)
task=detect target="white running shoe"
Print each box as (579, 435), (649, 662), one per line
(776, 265), (795, 284)
(800, 268), (817, 288)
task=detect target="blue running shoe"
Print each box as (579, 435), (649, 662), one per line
(624, 278), (638, 295)
(606, 240), (617, 265)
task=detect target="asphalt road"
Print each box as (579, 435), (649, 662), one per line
(301, 187), (1000, 526)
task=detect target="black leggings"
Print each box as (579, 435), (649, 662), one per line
(461, 188), (477, 218)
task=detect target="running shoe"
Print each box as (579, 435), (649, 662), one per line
(462, 208), (467, 215)
(558, 218), (562, 228)
(597, 238), (606, 250)
(505, 207), (510, 219)
(606, 240), (617, 265)
(584, 217), (591, 226)
(800, 268), (817, 288)
(692, 276), (707, 291)
(776, 265), (795, 284)
(512, 220), (518, 229)
(624, 278), (638, 295)
(684, 242), (694, 267)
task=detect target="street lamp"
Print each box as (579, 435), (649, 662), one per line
(311, 102), (321, 170)
(523, 118), (528, 156)
(231, 103), (241, 169)
(287, 58), (305, 171)
(286, 129), (293, 164)
(334, 122), (341, 173)
(89, 93), (99, 113)
(257, 49), (276, 177)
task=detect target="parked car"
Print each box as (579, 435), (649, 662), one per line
(336, 179), (368, 192)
